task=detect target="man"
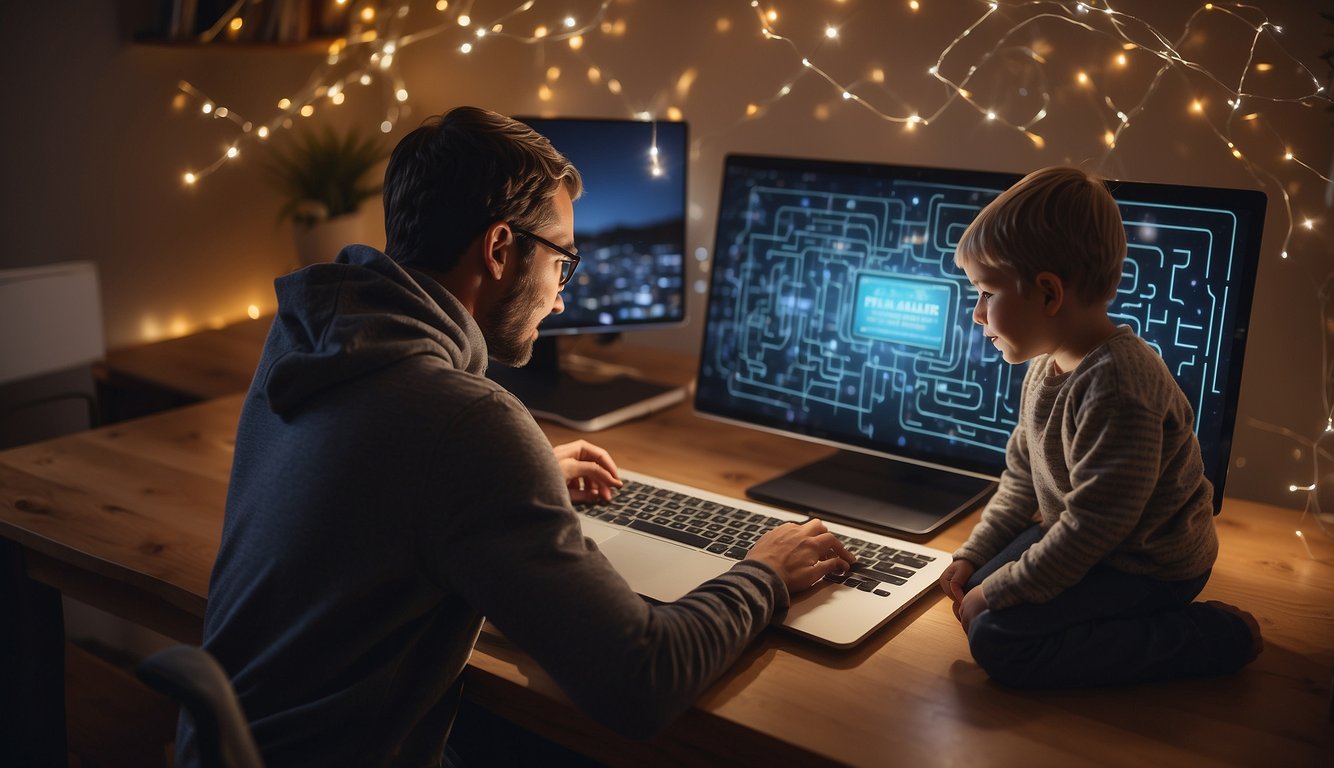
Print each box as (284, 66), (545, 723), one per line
(179, 106), (854, 767)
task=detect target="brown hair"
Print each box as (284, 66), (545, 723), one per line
(382, 106), (582, 271)
(955, 166), (1125, 304)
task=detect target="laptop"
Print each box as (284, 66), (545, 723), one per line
(577, 469), (951, 649)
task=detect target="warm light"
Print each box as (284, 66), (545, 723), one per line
(229, 17), (243, 32)
(183, 172), (197, 185)
(460, 42), (473, 53)
(825, 26), (838, 39)
(1104, 130), (1116, 146)
(1027, 132), (1045, 149)
(534, 25), (548, 38)
(716, 17), (731, 32)
(667, 106), (683, 121)
(569, 35), (583, 50)
(564, 15), (577, 28)
(745, 103), (760, 117)
(607, 79), (622, 95)
(986, 111), (997, 120)
(909, 0), (920, 10)
(870, 67), (885, 83)
(257, 126), (270, 139)
(360, 6), (374, 22)
(1076, 71), (1089, 85)
(395, 88), (408, 102)
(1241, 112), (1259, 121)
(277, 98), (291, 110)
(587, 67), (601, 83)
(247, 304), (261, 320)
(299, 104), (314, 117)
(1302, 218), (1316, 230)
(331, 92), (345, 105)
(360, 74), (372, 86)
(381, 120), (393, 133)
(1231, 147), (1242, 159)
(1190, 99), (1204, 113)
(226, 146), (238, 158)
(546, 66), (561, 81)
(201, 102), (214, 114)
(766, 9), (777, 23)
(215, 107), (228, 118)
(538, 84), (553, 101)
(1254, 62), (1273, 72)
(1284, 150), (1294, 160)
(1115, 53), (1127, 67)
(458, 14), (471, 26)
(436, 0), (448, 10)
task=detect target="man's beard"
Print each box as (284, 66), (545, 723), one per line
(483, 263), (544, 367)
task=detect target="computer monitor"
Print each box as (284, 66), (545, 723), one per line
(486, 116), (690, 431)
(696, 154), (1266, 537)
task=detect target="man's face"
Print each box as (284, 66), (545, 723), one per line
(484, 186), (573, 366)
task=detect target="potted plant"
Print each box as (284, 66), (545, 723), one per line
(263, 125), (388, 266)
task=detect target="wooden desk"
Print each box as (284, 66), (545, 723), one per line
(2, 346), (1332, 766)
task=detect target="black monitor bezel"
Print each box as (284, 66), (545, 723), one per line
(695, 152), (1266, 506)
(514, 115), (691, 337)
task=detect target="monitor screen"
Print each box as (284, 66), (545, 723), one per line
(488, 117), (690, 432)
(516, 116), (689, 335)
(696, 154), (1265, 528)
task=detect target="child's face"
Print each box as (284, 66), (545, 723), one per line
(960, 259), (1053, 365)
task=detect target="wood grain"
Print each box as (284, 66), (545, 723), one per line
(2, 342), (1331, 766)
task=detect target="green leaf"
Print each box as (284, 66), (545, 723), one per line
(261, 125), (388, 225)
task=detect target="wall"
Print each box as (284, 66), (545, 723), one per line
(1, 0), (1330, 510)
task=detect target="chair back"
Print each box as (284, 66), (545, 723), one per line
(137, 645), (264, 768)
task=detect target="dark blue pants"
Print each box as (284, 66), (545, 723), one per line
(964, 525), (1253, 689)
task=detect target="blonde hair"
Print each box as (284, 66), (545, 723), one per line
(955, 166), (1125, 304)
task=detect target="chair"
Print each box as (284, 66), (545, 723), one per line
(0, 261), (104, 449)
(136, 645), (264, 768)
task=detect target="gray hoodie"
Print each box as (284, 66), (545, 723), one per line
(179, 245), (787, 768)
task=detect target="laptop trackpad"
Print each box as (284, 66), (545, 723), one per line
(598, 532), (732, 603)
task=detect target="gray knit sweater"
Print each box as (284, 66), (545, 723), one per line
(954, 326), (1217, 611)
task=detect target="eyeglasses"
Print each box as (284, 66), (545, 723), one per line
(510, 225), (580, 287)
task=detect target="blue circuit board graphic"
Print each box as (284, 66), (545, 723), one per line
(698, 161), (1261, 483)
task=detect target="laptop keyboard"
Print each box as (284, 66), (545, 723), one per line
(577, 478), (939, 598)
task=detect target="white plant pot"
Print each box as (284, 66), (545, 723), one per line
(291, 211), (366, 267)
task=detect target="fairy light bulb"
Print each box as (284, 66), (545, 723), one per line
(183, 172), (197, 185)
(564, 15), (576, 28)
(458, 14), (470, 26)
(226, 146), (238, 158)
(825, 26), (839, 39)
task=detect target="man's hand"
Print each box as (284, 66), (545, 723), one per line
(939, 558), (975, 603)
(553, 440), (623, 503)
(745, 519), (857, 594)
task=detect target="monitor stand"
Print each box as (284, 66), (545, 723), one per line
(746, 450), (997, 538)
(486, 336), (686, 432)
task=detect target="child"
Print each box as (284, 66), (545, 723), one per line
(939, 166), (1262, 688)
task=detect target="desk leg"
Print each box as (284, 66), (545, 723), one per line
(1, 539), (67, 766)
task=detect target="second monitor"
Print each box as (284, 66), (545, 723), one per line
(487, 116), (690, 431)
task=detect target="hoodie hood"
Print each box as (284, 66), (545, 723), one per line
(259, 244), (488, 417)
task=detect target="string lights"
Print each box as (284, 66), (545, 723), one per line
(171, 1), (1331, 531)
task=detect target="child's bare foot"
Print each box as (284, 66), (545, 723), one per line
(1206, 601), (1263, 662)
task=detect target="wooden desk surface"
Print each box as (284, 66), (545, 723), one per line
(103, 317), (272, 402)
(2, 344), (1331, 766)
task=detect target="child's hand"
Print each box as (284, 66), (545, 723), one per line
(939, 558), (975, 602)
(958, 587), (989, 632)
